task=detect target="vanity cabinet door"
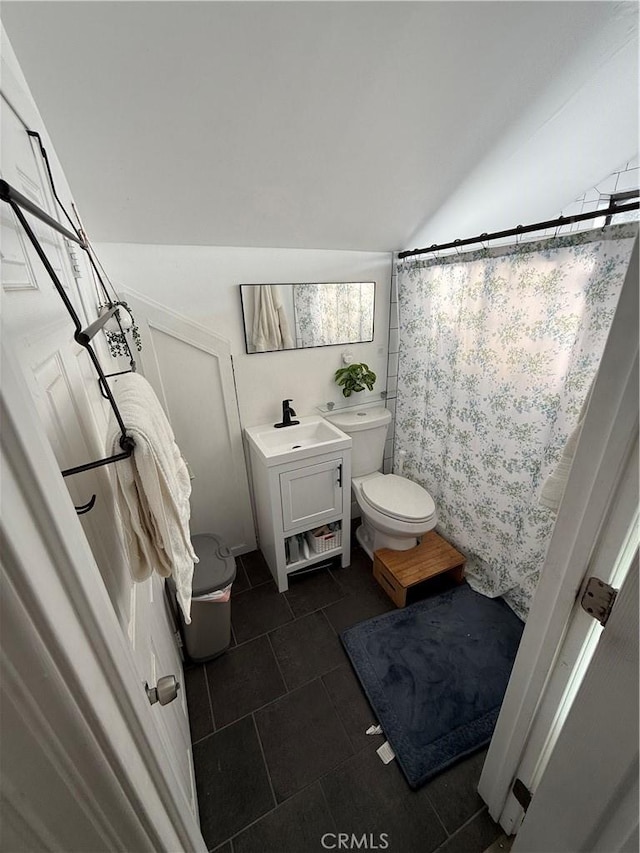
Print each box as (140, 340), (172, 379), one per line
(280, 458), (343, 531)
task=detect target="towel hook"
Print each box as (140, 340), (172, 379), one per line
(75, 494), (97, 515)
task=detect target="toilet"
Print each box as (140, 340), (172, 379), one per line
(324, 405), (437, 559)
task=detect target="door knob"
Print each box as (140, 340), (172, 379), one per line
(146, 675), (181, 706)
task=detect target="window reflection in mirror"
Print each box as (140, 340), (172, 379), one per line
(240, 282), (375, 354)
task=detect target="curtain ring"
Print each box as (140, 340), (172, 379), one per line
(515, 225), (523, 246)
(453, 239), (462, 256)
(480, 232), (489, 251)
(554, 216), (565, 239)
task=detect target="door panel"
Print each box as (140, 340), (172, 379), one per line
(280, 459), (342, 531)
(150, 574), (197, 817)
(1, 104), (85, 323)
(122, 289), (256, 556)
(513, 557), (638, 852)
(1, 337), (206, 851)
(1, 79), (195, 814)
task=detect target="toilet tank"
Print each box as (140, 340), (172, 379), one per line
(324, 406), (392, 476)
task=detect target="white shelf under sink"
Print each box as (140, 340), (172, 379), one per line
(285, 546), (343, 573)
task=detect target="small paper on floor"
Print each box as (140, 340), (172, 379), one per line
(377, 741), (396, 764)
(366, 724), (383, 735)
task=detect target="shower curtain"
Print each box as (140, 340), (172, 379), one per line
(395, 224), (636, 619)
(293, 282), (374, 347)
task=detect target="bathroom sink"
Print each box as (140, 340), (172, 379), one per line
(245, 416), (351, 467)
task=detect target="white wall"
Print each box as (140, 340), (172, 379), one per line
(93, 243), (392, 428)
(406, 3), (638, 250)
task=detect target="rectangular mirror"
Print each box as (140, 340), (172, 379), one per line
(240, 282), (375, 354)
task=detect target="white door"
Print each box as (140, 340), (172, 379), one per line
(1, 339), (207, 852)
(121, 287), (256, 554)
(478, 238), (639, 834)
(513, 554), (638, 853)
(1, 34), (196, 819)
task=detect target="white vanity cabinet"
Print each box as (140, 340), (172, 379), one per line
(245, 418), (352, 592)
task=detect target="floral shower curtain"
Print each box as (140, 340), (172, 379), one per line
(395, 225), (636, 619)
(293, 282), (374, 347)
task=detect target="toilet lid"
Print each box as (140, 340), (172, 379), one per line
(361, 474), (435, 523)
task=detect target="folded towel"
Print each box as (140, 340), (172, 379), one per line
(107, 373), (198, 623)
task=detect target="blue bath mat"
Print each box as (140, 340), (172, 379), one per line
(341, 582), (524, 789)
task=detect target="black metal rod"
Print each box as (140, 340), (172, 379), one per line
(75, 494), (97, 514)
(99, 369), (135, 399)
(84, 343), (130, 437)
(10, 201), (84, 334)
(1, 179), (86, 247)
(27, 131), (80, 235)
(27, 132), (118, 307)
(61, 443), (134, 479)
(23, 131), (137, 371)
(76, 305), (121, 345)
(5, 190), (134, 467)
(398, 199), (640, 260)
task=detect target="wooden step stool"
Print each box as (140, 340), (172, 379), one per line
(373, 531), (466, 608)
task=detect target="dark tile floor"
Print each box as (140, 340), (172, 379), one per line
(185, 530), (502, 853)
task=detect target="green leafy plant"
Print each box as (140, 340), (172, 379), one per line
(334, 362), (377, 397)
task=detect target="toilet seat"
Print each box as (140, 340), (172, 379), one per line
(361, 474), (435, 523)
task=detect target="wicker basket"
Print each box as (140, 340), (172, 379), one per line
(306, 527), (342, 553)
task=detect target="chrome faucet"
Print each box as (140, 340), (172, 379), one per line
(274, 399), (300, 428)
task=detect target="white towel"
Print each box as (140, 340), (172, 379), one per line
(539, 379), (595, 513)
(107, 373), (198, 623)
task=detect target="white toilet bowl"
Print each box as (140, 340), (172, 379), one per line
(352, 471), (437, 559)
(323, 404), (437, 559)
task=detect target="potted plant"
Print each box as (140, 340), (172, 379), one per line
(334, 362), (377, 397)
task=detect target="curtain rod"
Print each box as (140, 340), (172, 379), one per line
(397, 194), (639, 260)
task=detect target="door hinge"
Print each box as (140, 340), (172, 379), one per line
(512, 778), (532, 812)
(580, 576), (618, 626)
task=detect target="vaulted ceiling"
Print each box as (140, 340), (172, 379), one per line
(2, 2), (638, 251)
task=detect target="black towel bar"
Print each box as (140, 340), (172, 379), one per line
(1, 174), (136, 508)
